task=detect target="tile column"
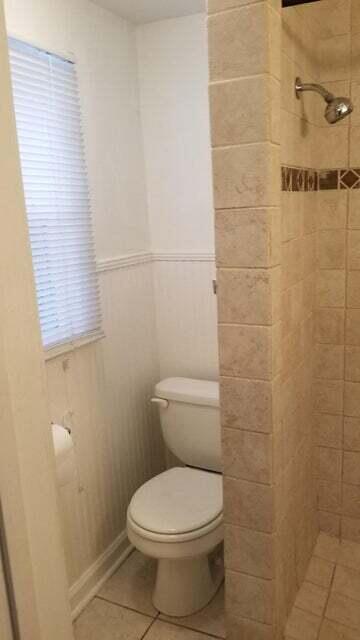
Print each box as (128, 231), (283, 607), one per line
(207, 1), (282, 638)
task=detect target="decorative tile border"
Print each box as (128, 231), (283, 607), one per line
(281, 166), (318, 192)
(281, 166), (360, 192)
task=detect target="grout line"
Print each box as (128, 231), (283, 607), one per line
(223, 425), (274, 437)
(225, 566), (273, 582)
(209, 72), (276, 86)
(321, 543), (360, 635)
(95, 595), (158, 620)
(213, 141), (280, 151)
(225, 471), (273, 490)
(328, 587), (360, 609)
(319, 540), (337, 637)
(324, 617), (360, 635)
(340, 114), (352, 540)
(147, 617), (224, 640)
(215, 207), (281, 214)
(140, 614), (160, 640)
(217, 265), (277, 272)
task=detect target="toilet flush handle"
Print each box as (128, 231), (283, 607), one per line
(150, 397), (169, 409)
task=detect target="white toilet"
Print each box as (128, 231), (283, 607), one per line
(127, 377), (223, 617)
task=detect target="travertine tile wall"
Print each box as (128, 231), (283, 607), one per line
(275, 5), (320, 634)
(208, 1), (282, 638)
(311, 0), (360, 544)
(210, 0), (360, 636)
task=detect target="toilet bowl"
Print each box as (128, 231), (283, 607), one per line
(127, 378), (223, 617)
(127, 466), (223, 617)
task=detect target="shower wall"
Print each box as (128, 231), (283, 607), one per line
(276, 4), (319, 631)
(208, 1), (322, 636)
(281, 0), (360, 548)
(209, 1), (360, 634)
(310, 0), (360, 543)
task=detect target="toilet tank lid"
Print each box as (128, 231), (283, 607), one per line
(155, 378), (219, 407)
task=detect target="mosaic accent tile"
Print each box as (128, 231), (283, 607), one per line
(306, 170), (318, 192)
(340, 169), (360, 190)
(282, 166), (292, 192)
(318, 170), (339, 191)
(292, 168), (305, 192)
(282, 166), (360, 192)
(281, 167), (318, 192)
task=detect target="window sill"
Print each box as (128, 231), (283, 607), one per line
(44, 330), (105, 361)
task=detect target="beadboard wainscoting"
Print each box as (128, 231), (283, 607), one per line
(47, 251), (218, 616)
(46, 257), (165, 616)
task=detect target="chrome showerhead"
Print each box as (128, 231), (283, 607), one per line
(295, 77), (353, 124)
(324, 96), (353, 124)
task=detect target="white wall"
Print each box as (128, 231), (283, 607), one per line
(137, 14), (214, 255)
(137, 14), (218, 380)
(153, 260), (218, 380)
(5, 0), (150, 261)
(4, 0), (165, 607)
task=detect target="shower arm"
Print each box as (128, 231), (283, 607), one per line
(295, 78), (334, 104)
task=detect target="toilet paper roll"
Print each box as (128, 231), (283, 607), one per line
(52, 423), (76, 487)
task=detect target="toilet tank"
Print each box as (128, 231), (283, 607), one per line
(154, 378), (221, 473)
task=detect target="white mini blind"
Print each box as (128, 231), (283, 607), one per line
(9, 37), (101, 349)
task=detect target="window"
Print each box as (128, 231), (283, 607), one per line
(8, 38), (101, 350)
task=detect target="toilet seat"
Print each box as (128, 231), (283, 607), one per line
(128, 510), (223, 544)
(128, 467), (223, 539)
(126, 465), (224, 616)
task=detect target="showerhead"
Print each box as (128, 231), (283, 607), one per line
(295, 77), (353, 124)
(324, 96), (353, 124)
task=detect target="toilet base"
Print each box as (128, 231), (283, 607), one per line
(153, 548), (224, 617)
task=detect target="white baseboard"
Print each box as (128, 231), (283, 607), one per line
(69, 530), (133, 620)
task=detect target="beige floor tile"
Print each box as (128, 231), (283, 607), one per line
(159, 584), (225, 639)
(326, 592), (360, 629)
(98, 551), (157, 616)
(73, 598), (153, 640)
(285, 607), (322, 640)
(319, 619), (360, 639)
(314, 533), (341, 563)
(143, 620), (215, 640)
(226, 613), (273, 640)
(332, 564), (360, 602)
(294, 581), (328, 617)
(286, 535), (360, 640)
(338, 540), (360, 573)
(305, 556), (335, 589)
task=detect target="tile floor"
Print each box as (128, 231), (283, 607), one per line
(73, 550), (226, 640)
(74, 535), (360, 639)
(285, 533), (360, 640)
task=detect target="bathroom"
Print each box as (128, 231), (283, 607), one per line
(0, 0), (360, 639)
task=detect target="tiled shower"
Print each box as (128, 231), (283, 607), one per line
(208, 0), (360, 638)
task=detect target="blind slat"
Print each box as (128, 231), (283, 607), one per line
(9, 37), (101, 349)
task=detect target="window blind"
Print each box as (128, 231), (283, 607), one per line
(8, 37), (101, 350)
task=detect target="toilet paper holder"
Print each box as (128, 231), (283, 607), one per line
(51, 409), (74, 434)
(52, 421), (71, 435)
